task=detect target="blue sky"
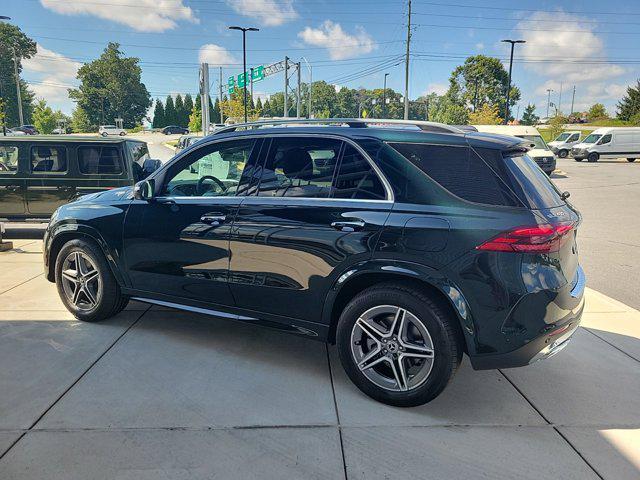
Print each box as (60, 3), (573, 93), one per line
(6, 0), (640, 118)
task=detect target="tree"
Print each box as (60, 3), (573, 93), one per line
(188, 98), (201, 132)
(468, 103), (502, 125)
(255, 97), (263, 113)
(587, 103), (609, 122)
(0, 23), (37, 127)
(152, 98), (165, 128)
(68, 43), (151, 129)
(174, 94), (185, 127)
(448, 55), (520, 120)
(617, 80), (640, 121)
(263, 98), (272, 117)
(164, 95), (176, 125)
(70, 106), (92, 132)
(427, 93), (469, 125)
(212, 97), (221, 123)
(32, 99), (56, 133)
(548, 114), (568, 140)
(183, 94), (194, 126)
(520, 104), (539, 126)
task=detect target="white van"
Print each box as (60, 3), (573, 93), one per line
(548, 131), (582, 158)
(473, 125), (556, 175)
(571, 127), (640, 162)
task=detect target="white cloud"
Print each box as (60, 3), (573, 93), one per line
(475, 42), (484, 51)
(198, 44), (239, 66)
(23, 44), (82, 113)
(40, 0), (197, 32)
(423, 82), (448, 96)
(226, 0), (297, 27)
(516, 11), (624, 83)
(298, 21), (376, 60)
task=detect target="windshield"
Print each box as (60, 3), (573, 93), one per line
(516, 135), (548, 150)
(583, 134), (602, 144)
(554, 133), (571, 142)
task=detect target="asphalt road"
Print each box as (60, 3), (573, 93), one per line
(552, 157), (640, 310)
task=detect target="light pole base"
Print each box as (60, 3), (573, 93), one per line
(0, 222), (13, 251)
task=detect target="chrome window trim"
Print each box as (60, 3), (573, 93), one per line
(159, 132), (394, 203)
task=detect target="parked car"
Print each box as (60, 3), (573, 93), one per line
(571, 127), (640, 162)
(176, 134), (202, 152)
(0, 136), (160, 221)
(43, 119), (584, 407)
(3, 128), (27, 136)
(474, 125), (557, 175)
(14, 125), (39, 135)
(52, 127), (71, 135)
(162, 125), (189, 135)
(99, 125), (126, 137)
(548, 131), (582, 158)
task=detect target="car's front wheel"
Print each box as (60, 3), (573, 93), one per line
(588, 152), (599, 162)
(558, 149), (568, 158)
(55, 238), (127, 322)
(336, 283), (462, 407)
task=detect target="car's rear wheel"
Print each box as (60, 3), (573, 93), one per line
(336, 283), (462, 407)
(558, 149), (568, 158)
(55, 239), (125, 322)
(575, 158), (583, 162)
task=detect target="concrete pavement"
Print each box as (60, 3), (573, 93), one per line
(0, 241), (639, 479)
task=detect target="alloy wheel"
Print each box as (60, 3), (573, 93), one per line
(61, 251), (102, 311)
(350, 305), (435, 392)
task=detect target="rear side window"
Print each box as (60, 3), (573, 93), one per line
(78, 146), (123, 175)
(390, 143), (520, 207)
(0, 145), (20, 173)
(30, 146), (67, 173)
(474, 147), (564, 209)
(334, 145), (386, 200)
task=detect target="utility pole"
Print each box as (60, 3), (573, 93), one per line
(403, 0), (411, 120)
(308, 64), (312, 118)
(200, 63), (210, 134)
(501, 39), (525, 124)
(382, 73), (389, 118)
(296, 62), (301, 118)
(12, 48), (23, 126)
(546, 89), (553, 118)
(284, 56), (289, 117)
(219, 67), (224, 124)
(249, 67), (254, 111)
(558, 82), (563, 115)
(425, 96), (429, 120)
(570, 85), (576, 116)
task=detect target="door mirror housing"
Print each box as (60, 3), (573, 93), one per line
(134, 179), (155, 201)
(142, 158), (162, 177)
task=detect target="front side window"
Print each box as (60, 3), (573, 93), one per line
(568, 134), (580, 142)
(598, 134), (612, 145)
(334, 144), (386, 200)
(78, 146), (123, 175)
(256, 137), (341, 198)
(30, 146), (67, 173)
(163, 139), (255, 197)
(555, 133), (570, 142)
(583, 134), (601, 144)
(0, 145), (20, 173)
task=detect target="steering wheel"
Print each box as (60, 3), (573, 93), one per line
(197, 175), (227, 195)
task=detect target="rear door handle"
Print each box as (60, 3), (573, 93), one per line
(331, 220), (365, 232)
(6, 185), (21, 192)
(201, 213), (226, 225)
(57, 186), (74, 192)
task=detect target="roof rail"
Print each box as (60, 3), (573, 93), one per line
(211, 118), (465, 135)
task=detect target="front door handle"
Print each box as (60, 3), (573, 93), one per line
(201, 213), (226, 225)
(6, 185), (21, 192)
(331, 220), (365, 232)
(57, 186), (74, 192)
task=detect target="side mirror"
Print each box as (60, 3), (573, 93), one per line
(134, 179), (155, 201)
(142, 158), (162, 176)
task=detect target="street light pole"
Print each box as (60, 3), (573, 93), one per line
(546, 89), (554, 118)
(382, 73), (389, 118)
(501, 39), (525, 125)
(228, 26), (259, 123)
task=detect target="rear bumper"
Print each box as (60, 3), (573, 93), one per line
(469, 265), (586, 370)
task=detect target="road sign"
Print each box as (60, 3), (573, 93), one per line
(251, 65), (264, 82)
(237, 72), (247, 88)
(227, 76), (235, 94)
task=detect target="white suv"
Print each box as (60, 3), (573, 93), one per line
(99, 125), (126, 137)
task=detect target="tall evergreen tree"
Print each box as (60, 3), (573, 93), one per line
(174, 94), (185, 127)
(617, 80), (640, 121)
(212, 97), (221, 124)
(164, 95), (176, 125)
(256, 97), (263, 115)
(152, 98), (165, 128)
(520, 104), (539, 126)
(183, 94), (194, 127)
(263, 99), (271, 117)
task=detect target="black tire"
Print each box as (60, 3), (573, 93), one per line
(558, 149), (568, 158)
(101, 132), (108, 137)
(336, 283), (462, 407)
(55, 238), (124, 322)
(627, 158), (636, 163)
(587, 152), (599, 162)
(575, 158), (583, 162)
(119, 131), (126, 136)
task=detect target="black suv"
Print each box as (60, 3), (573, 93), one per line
(43, 119), (585, 407)
(0, 136), (160, 220)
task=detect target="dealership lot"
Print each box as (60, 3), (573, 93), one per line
(0, 244), (639, 478)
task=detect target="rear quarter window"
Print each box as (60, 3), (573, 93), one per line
(78, 145), (123, 175)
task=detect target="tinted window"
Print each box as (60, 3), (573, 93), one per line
(163, 139), (255, 197)
(78, 146), (123, 175)
(390, 143), (520, 207)
(256, 137), (341, 198)
(334, 144), (386, 200)
(0, 145), (20, 173)
(30, 146), (67, 173)
(599, 134), (612, 145)
(568, 134), (580, 142)
(474, 147), (564, 209)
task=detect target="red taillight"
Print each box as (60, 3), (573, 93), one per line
(476, 223), (575, 254)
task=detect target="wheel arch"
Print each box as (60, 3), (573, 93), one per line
(323, 261), (474, 353)
(46, 225), (127, 287)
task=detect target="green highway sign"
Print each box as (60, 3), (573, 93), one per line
(228, 65), (266, 93)
(227, 76), (235, 94)
(251, 65), (265, 82)
(237, 72), (247, 88)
